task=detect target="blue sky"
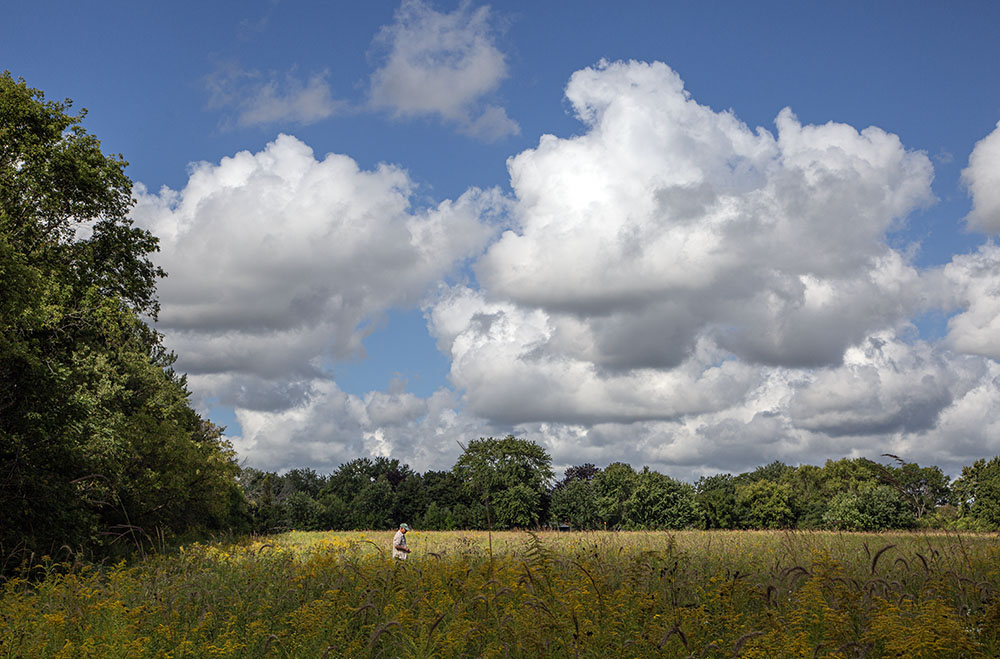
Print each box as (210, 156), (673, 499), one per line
(5, 1), (1000, 478)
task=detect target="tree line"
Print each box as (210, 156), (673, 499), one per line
(240, 437), (1000, 535)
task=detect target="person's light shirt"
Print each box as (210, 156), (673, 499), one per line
(393, 529), (408, 559)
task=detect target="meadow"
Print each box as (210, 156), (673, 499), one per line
(2, 529), (999, 658)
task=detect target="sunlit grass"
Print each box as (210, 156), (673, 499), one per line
(3, 530), (999, 657)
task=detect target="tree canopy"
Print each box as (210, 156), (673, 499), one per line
(453, 435), (554, 529)
(1, 72), (243, 566)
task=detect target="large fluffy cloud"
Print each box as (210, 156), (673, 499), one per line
(369, 0), (518, 140)
(133, 134), (502, 411)
(438, 60), (937, 425)
(943, 243), (1000, 360)
(418, 60), (1000, 477)
(963, 121), (1000, 233)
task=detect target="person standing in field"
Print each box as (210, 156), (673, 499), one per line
(393, 523), (411, 559)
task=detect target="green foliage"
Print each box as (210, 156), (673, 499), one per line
(419, 501), (453, 530)
(738, 459), (794, 483)
(285, 491), (324, 530)
(823, 484), (915, 531)
(550, 478), (601, 529)
(821, 457), (879, 488)
(952, 456), (1000, 530)
(592, 462), (637, 529)
(868, 455), (952, 520)
(736, 479), (796, 529)
(492, 482), (542, 528)
(621, 467), (699, 529)
(0, 72), (243, 566)
(282, 468), (326, 498)
(695, 473), (738, 529)
(319, 493), (351, 530)
(558, 462), (600, 485)
(452, 435), (553, 529)
(351, 477), (396, 530)
(229, 449), (976, 535)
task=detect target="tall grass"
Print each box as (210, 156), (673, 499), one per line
(2, 530), (998, 657)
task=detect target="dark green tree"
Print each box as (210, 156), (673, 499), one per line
(622, 468), (699, 530)
(420, 501), (452, 530)
(592, 462), (637, 529)
(817, 458), (880, 493)
(695, 473), (739, 529)
(781, 464), (827, 528)
(321, 458), (379, 501)
(453, 435), (553, 530)
(286, 491), (324, 530)
(318, 493), (351, 530)
(822, 484), (915, 531)
(1, 72), (243, 562)
(350, 476), (395, 530)
(283, 468), (326, 499)
(549, 478), (601, 529)
(493, 483), (543, 528)
(868, 455), (952, 521)
(555, 463), (600, 488)
(736, 479), (795, 529)
(952, 456), (1000, 530)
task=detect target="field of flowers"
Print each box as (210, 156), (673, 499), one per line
(2, 529), (999, 657)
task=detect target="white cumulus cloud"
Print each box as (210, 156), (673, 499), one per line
(132, 134), (503, 412)
(943, 243), (1000, 360)
(516, 331), (999, 481)
(369, 0), (518, 140)
(413, 60), (1000, 478)
(438, 60), (937, 428)
(963, 121), (1000, 233)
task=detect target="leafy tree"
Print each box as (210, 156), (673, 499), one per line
(736, 480), (795, 529)
(782, 464), (827, 528)
(286, 491), (324, 531)
(817, 458), (880, 494)
(868, 455), (952, 520)
(592, 462), (637, 529)
(737, 460), (794, 484)
(493, 483), (543, 528)
(822, 484), (915, 531)
(1, 72), (243, 562)
(322, 458), (378, 501)
(453, 435), (553, 530)
(283, 468), (326, 498)
(350, 476), (395, 529)
(555, 463), (601, 488)
(239, 468), (299, 533)
(952, 456), (1000, 530)
(549, 478), (601, 529)
(622, 468), (699, 530)
(421, 469), (470, 509)
(448, 502), (489, 530)
(371, 456), (415, 488)
(420, 501), (452, 530)
(318, 493), (351, 530)
(695, 473), (739, 529)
